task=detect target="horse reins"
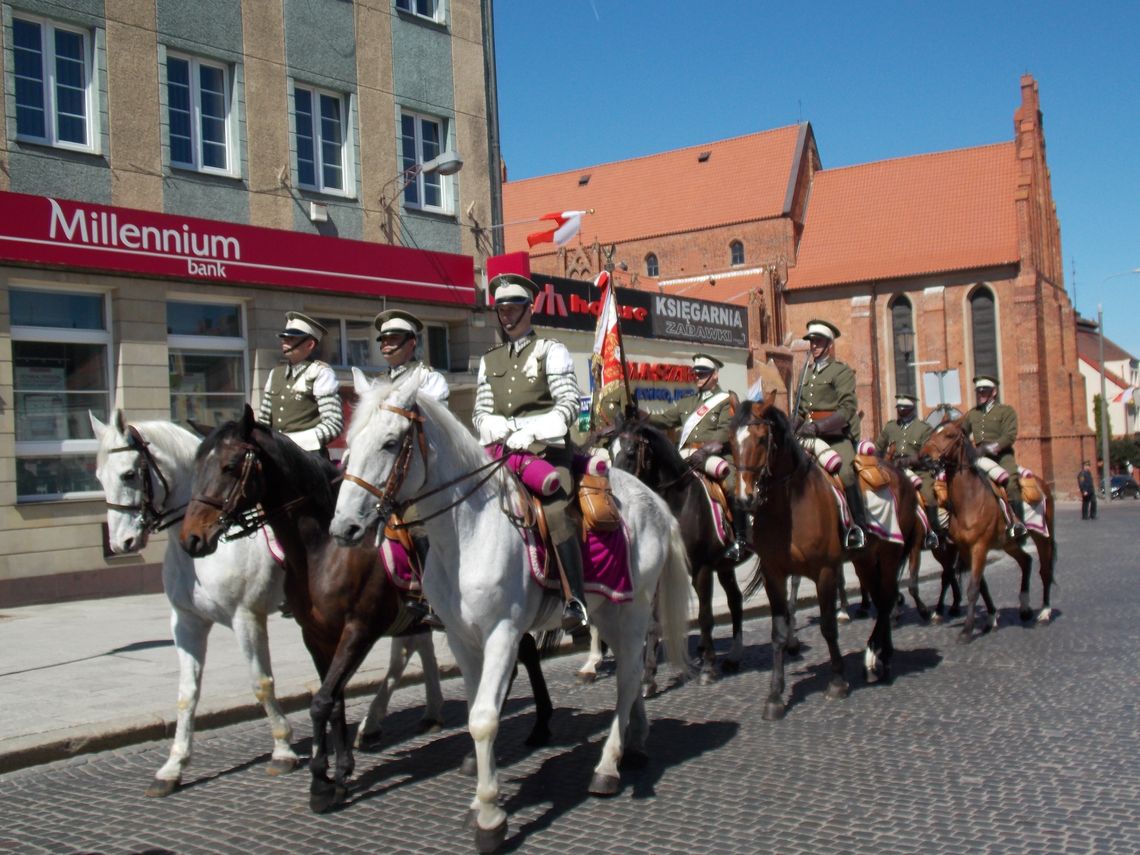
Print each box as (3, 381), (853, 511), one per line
(104, 425), (185, 532)
(736, 416), (808, 507)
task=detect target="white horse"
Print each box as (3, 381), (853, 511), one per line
(90, 411), (443, 794)
(329, 368), (692, 853)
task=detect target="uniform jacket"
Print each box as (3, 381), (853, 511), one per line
(963, 401), (1018, 471)
(797, 359), (860, 442)
(649, 385), (737, 449)
(389, 359), (450, 405)
(875, 417), (933, 461)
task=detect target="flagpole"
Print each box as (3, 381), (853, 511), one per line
(601, 246), (636, 417)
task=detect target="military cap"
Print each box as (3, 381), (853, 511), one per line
(278, 311), (327, 342)
(803, 319), (841, 341)
(490, 273), (540, 304)
(374, 309), (424, 338)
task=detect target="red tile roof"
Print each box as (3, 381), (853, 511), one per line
(1079, 355), (1131, 390)
(502, 126), (803, 253)
(786, 143), (1020, 290)
(1077, 323), (1135, 363)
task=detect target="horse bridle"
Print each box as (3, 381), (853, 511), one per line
(735, 413), (807, 508)
(619, 428), (698, 492)
(189, 439), (270, 538)
(104, 425), (184, 533)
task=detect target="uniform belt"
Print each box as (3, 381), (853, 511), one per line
(809, 410), (837, 421)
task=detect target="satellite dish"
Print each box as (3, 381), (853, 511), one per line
(925, 404), (963, 427)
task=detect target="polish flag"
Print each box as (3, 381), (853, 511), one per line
(526, 210), (587, 248)
(591, 271), (625, 394)
(1112, 385), (1137, 404)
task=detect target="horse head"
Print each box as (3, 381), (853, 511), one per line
(331, 366), (429, 547)
(918, 417), (972, 474)
(610, 413), (685, 488)
(92, 409), (161, 553)
(730, 401), (802, 510)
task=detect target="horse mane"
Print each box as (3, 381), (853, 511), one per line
(96, 418), (200, 468)
(933, 420), (978, 465)
(625, 418), (688, 479)
(760, 405), (810, 469)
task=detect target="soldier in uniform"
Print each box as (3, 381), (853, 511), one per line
(258, 311), (343, 458)
(875, 394), (939, 548)
(374, 309), (450, 404)
(964, 375), (1027, 539)
(648, 353), (750, 562)
(794, 319), (866, 550)
(471, 273), (588, 634)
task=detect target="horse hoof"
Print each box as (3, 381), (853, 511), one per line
(464, 808), (479, 831)
(947, 605), (962, 618)
(1019, 608), (1033, 623)
(641, 680), (658, 699)
(826, 680), (849, 700)
(698, 667), (717, 687)
(418, 717), (444, 734)
(266, 756), (298, 776)
(721, 658), (741, 674)
(145, 777), (179, 798)
(1037, 608), (1053, 624)
(620, 749), (648, 771)
(576, 671), (598, 685)
(309, 778), (346, 814)
(836, 611), (851, 625)
(355, 730), (383, 752)
(588, 773), (621, 797)
(930, 613), (943, 625)
(762, 701), (786, 721)
(855, 607), (870, 620)
(474, 818), (508, 853)
(460, 752), (478, 777)
(917, 607), (932, 624)
(956, 630), (973, 644)
(525, 724), (552, 748)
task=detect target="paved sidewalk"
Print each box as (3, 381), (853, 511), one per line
(0, 552), (948, 774)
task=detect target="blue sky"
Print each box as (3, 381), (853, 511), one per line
(493, 1), (1140, 356)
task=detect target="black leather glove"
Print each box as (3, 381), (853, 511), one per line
(979, 441), (1000, 458)
(812, 412), (849, 438)
(797, 419), (819, 438)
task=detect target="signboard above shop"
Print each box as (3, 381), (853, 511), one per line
(527, 272), (748, 349)
(0, 190), (475, 305)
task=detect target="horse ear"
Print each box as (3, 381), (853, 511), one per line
(89, 410), (109, 441)
(186, 419), (214, 438)
(351, 366), (371, 396)
(240, 403), (257, 437)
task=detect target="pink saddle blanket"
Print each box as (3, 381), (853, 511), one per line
(265, 528), (422, 593)
(523, 523), (634, 604)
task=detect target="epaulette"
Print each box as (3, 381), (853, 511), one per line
(484, 341), (509, 354)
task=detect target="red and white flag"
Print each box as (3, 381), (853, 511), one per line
(1112, 385), (1137, 405)
(590, 270), (625, 396)
(526, 210), (587, 248)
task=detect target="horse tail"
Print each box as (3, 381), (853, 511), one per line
(657, 518), (695, 681)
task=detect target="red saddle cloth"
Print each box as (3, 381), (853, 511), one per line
(379, 537), (420, 593)
(523, 523), (634, 604)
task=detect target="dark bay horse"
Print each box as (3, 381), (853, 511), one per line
(178, 406), (552, 813)
(731, 402), (916, 719)
(919, 420), (1056, 641)
(610, 415), (746, 685)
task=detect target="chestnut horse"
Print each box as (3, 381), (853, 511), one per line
(179, 406), (552, 813)
(609, 414), (746, 685)
(918, 420), (1056, 641)
(731, 402), (917, 719)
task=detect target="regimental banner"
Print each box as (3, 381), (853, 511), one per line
(0, 190), (475, 304)
(529, 272), (747, 348)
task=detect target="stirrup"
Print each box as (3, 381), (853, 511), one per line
(845, 526), (866, 551)
(562, 598), (589, 635)
(724, 539), (748, 563)
(924, 530), (939, 550)
(1008, 521), (1028, 540)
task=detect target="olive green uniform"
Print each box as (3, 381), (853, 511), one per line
(876, 416), (935, 508)
(797, 360), (860, 488)
(963, 401), (1020, 502)
(649, 385), (738, 489)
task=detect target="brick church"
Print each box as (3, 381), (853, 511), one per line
(502, 75), (1089, 493)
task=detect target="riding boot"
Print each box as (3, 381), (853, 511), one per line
(923, 516), (940, 551)
(409, 534), (445, 631)
(1009, 499), (1029, 541)
(843, 483), (867, 551)
(724, 496), (752, 563)
(553, 538), (589, 638)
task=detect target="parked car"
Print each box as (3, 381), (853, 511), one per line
(1110, 474), (1140, 500)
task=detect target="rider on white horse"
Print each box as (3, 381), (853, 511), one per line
(472, 273), (589, 635)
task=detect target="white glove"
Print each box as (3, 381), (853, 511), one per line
(284, 428), (322, 451)
(512, 411), (571, 442)
(505, 430), (536, 451)
(477, 415), (510, 445)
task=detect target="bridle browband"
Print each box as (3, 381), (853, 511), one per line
(104, 425), (184, 533)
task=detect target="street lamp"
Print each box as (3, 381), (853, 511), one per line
(379, 150), (464, 242)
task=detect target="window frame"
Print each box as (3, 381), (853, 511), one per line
(424, 323), (450, 372)
(730, 240), (745, 266)
(291, 81), (355, 197)
(11, 14), (98, 153)
(889, 296), (918, 399)
(967, 285), (1000, 386)
(166, 298), (249, 426)
(165, 51), (238, 177)
(399, 110), (452, 214)
(645, 253), (659, 278)
(11, 286), (113, 503)
(396, 0), (442, 23)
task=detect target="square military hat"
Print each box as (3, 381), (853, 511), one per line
(279, 311), (328, 342)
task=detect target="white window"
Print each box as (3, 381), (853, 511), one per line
(293, 83), (352, 195)
(400, 111), (451, 213)
(12, 16), (97, 152)
(166, 53), (236, 175)
(167, 301), (247, 425)
(11, 288), (112, 501)
(396, 0), (440, 22)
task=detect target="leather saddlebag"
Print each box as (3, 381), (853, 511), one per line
(854, 454), (891, 490)
(579, 473), (621, 532)
(1021, 474), (1043, 504)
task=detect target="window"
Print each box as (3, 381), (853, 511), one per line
(400, 112), (450, 212)
(396, 0), (439, 22)
(293, 83), (351, 194)
(890, 297), (917, 398)
(319, 317), (384, 369)
(166, 53), (235, 174)
(730, 240), (744, 266)
(425, 324), (450, 371)
(12, 16), (96, 151)
(167, 301), (247, 425)
(969, 287), (999, 382)
(11, 289), (111, 501)
(645, 253), (659, 278)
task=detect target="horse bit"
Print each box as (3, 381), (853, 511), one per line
(105, 425), (183, 533)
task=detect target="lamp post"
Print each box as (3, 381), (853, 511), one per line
(1095, 269), (1140, 493)
(379, 150), (464, 243)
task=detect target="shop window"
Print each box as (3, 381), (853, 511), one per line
(12, 15), (97, 152)
(167, 301), (247, 426)
(318, 316), (449, 372)
(969, 286), (999, 382)
(293, 82), (352, 195)
(11, 288), (111, 501)
(400, 111), (452, 213)
(166, 52), (236, 175)
(730, 240), (744, 266)
(645, 253), (659, 278)
(396, 0), (440, 23)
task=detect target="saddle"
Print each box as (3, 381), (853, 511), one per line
(1020, 472), (1043, 504)
(698, 473), (734, 523)
(853, 453), (891, 490)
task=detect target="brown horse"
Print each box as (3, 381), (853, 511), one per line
(731, 402), (917, 719)
(178, 406), (552, 813)
(918, 420), (1056, 641)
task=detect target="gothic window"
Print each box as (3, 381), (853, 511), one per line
(890, 297), (917, 398)
(645, 253), (659, 278)
(730, 240), (744, 266)
(969, 286), (999, 382)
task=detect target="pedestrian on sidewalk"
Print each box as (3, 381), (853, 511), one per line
(1078, 460), (1097, 520)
